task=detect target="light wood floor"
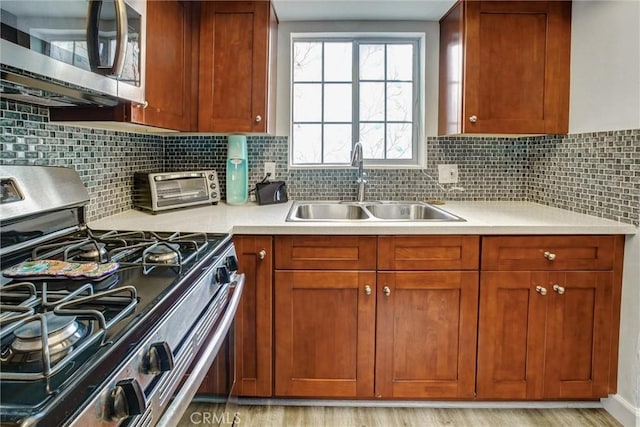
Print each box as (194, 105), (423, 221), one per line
(177, 403), (621, 427)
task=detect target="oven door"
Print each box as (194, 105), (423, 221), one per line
(0, 0), (145, 103)
(157, 273), (244, 427)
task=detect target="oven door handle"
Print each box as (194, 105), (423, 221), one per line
(156, 273), (245, 427)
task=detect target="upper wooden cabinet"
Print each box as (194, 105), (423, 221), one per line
(438, 1), (571, 135)
(198, 1), (278, 133)
(50, 0), (197, 131)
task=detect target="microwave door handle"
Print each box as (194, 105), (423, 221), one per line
(87, 0), (128, 77)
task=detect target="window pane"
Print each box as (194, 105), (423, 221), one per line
(387, 123), (412, 159)
(292, 124), (322, 163)
(387, 44), (413, 80)
(324, 124), (352, 163)
(324, 83), (352, 122)
(386, 82), (413, 122)
(359, 44), (384, 80)
(324, 43), (352, 82)
(360, 82), (385, 121)
(293, 42), (322, 81)
(359, 123), (385, 159)
(293, 83), (322, 122)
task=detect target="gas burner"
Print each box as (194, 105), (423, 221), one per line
(1, 312), (89, 369)
(77, 242), (107, 262)
(145, 243), (181, 264)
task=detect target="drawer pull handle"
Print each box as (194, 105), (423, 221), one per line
(543, 251), (556, 261)
(364, 285), (372, 296)
(383, 286), (391, 297)
(535, 285), (547, 296)
(553, 284), (565, 295)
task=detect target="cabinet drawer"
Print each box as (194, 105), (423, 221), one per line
(378, 236), (480, 270)
(275, 235), (377, 270)
(481, 236), (621, 271)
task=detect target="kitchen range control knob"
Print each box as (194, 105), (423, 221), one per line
(216, 266), (230, 284)
(225, 256), (239, 272)
(109, 378), (146, 421)
(143, 342), (174, 375)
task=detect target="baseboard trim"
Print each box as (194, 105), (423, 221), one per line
(602, 394), (640, 427)
(235, 398), (603, 409)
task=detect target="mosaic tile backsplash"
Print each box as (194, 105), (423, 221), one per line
(2, 100), (638, 225)
(0, 100), (164, 221)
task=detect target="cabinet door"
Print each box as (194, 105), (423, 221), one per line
(477, 271), (547, 399)
(463, 1), (571, 134)
(375, 271), (479, 398)
(233, 236), (273, 397)
(199, 1), (274, 132)
(544, 272), (614, 398)
(274, 271), (376, 397)
(136, 0), (196, 131)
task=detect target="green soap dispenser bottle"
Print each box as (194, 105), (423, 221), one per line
(226, 135), (248, 205)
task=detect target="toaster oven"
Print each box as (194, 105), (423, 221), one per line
(133, 170), (220, 213)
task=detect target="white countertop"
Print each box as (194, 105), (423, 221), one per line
(89, 201), (638, 235)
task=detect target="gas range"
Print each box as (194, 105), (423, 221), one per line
(0, 166), (244, 426)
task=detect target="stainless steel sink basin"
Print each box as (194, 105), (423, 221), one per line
(286, 201), (465, 222)
(288, 202), (370, 221)
(364, 202), (464, 221)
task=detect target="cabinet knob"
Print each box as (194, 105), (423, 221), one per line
(543, 251), (556, 261)
(553, 284), (565, 295)
(135, 100), (149, 109)
(469, 115), (478, 123)
(255, 115), (262, 123)
(535, 285), (547, 296)
(383, 286), (391, 297)
(364, 285), (372, 296)
(258, 249), (267, 260)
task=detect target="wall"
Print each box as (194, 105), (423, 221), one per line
(569, 1), (640, 133)
(0, 100), (164, 221)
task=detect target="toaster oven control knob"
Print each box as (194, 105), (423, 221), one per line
(210, 182), (217, 189)
(209, 174), (216, 181)
(225, 256), (238, 272)
(216, 266), (230, 284)
(109, 378), (146, 421)
(143, 342), (174, 375)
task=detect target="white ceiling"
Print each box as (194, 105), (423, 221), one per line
(271, 0), (457, 22)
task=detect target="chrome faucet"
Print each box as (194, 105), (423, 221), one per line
(351, 141), (366, 202)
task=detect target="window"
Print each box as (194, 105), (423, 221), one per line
(291, 36), (422, 167)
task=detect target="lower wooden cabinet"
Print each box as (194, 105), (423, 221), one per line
(233, 235), (273, 397)
(477, 271), (615, 399)
(274, 271), (376, 398)
(375, 271), (479, 399)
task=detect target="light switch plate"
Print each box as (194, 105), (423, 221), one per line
(438, 164), (459, 184)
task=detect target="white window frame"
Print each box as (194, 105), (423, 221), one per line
(289, 32), (426, 169)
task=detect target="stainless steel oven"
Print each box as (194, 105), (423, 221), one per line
(0, 0), (146, 105)
(0, 165), (244, 426)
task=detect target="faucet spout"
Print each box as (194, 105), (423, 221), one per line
(351, 142), (366, 202)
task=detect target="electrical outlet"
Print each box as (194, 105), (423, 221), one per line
(264, 162), (276, 179)
(438, 164), (459, 184)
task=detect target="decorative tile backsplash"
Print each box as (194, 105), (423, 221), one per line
(2, 100), (638, 225)
(529, 130), (640, 225)
(0, 100), (164, 221)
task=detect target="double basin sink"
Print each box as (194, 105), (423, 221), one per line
(287, 201), (465, 222)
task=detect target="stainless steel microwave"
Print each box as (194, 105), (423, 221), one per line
(0, 0), (145, 106)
